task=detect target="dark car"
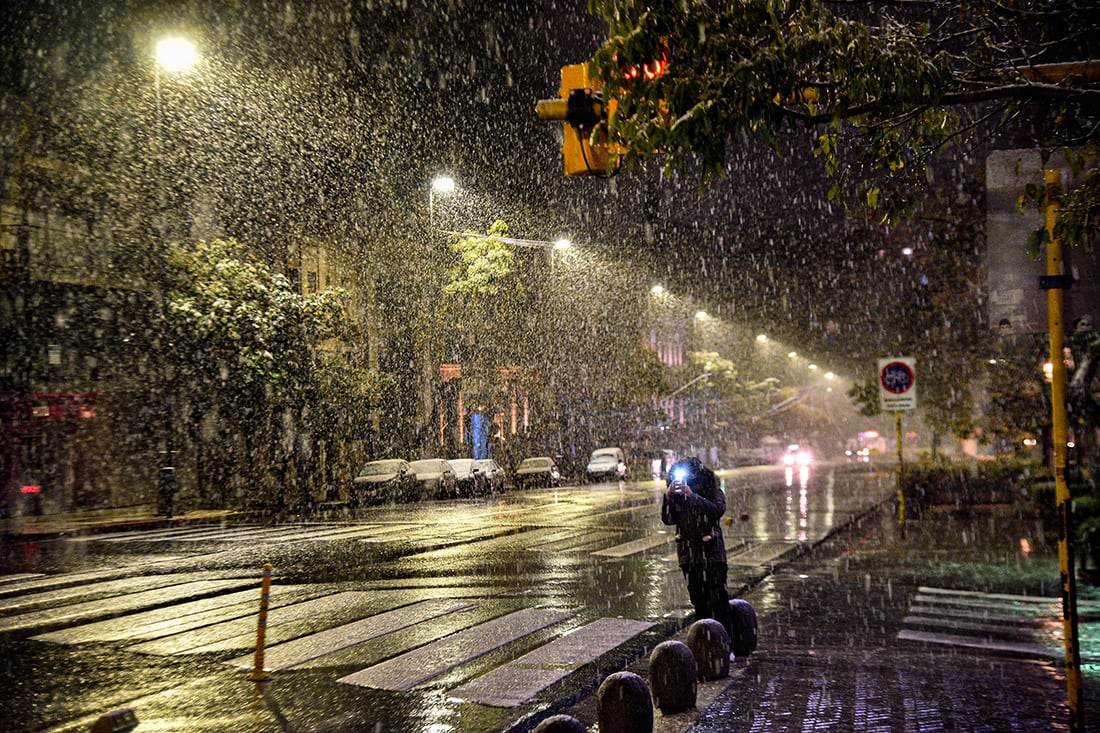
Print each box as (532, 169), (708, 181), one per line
(474, 459), (506, 493)
(409, 458), (457, 499)
(352, 459), (418, 505)
(514, 456), (560, 489)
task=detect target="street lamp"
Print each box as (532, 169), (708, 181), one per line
(155, 37), (198, 74)
(152, 34), (199, 517)
(429, 175), (456, 231)
(153, 35), (199, 241)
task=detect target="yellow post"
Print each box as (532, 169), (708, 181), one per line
(895, 411), (904, 530)
(249, 563), (273, 682)
(1045, 167), (1083, 731)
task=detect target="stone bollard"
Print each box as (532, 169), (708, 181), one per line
(729, 599), (759, 657)
(532, 714), (587, 733)
(686, 618), (730, 681)
(597, 670), (653, 733)
(648, 640), (697, 714)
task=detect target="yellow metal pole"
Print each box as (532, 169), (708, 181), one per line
(1045, 167), (1083, 731)
(895, 411), (904, 530)
(249, 563), (273, 682)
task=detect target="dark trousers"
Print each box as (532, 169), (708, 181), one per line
(682, 563), (733, 637)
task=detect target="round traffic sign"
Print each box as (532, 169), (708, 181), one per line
(880, 361), (915, 394)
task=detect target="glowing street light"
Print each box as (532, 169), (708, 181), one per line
(156, 36), (199, 74)
(429, 175), (456, 231)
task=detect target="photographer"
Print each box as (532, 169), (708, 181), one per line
(661, 456), (733, 638)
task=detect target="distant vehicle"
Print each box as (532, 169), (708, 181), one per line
(585, 447), (626, 482)
(515, 456), (560, 489)
(782, 444), (813, 467)
(845, 431), (886, 463)
(644, 449), (678, 480)
(474, 459), (506, 493)
(352, 459), (418, 505)
(448, 458), (481, 495)
(409, 458), (457, 499)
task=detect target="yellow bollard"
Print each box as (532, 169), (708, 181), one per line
(249, 563), (273, 682)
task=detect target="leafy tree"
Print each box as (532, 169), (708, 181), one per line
(443, 219), (531, 381)
(162, 238), (362, 508)
(587, 0), (1097, 236)
(588, 0), (1097, 462)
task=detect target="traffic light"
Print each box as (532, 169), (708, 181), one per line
(536, 63), (619, 177)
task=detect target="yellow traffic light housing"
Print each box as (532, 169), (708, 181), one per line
(536, 63), (620, 178)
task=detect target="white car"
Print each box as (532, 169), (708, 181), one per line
(408, 459), (457, 499)
(586, 447), (625, 482)
(474, 459), (506, 493)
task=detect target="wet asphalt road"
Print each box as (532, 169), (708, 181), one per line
(3, 463), (1093, 732)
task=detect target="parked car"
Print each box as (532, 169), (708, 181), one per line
(514, 456), (560, 489)
(352, 459), (419, 505)
(409, 458), (457, 498)
(448, 458), (482, 496)
(474, 458), (506, 493)
(585, 446), (626, 482)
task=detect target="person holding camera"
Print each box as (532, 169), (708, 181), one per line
(661, 456), (733, 637)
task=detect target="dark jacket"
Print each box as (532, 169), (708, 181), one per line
(660, 461), (726, 566)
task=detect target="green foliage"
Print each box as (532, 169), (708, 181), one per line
(587, 0), (1098, 234)
(846, 378), (880, 418)
(162, 238), (373, 505)
(444, 219), (519, 298)
(1018, 149), (1100, 257)
(164, 238), (350, 396)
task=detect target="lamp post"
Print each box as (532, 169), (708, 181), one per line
(423, 175), (455, 452)
(153, 37), (198, 241)
(152, 35), (198, 517)
(429, 175), (455, 232)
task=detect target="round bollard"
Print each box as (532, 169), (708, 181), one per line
(729, 599), (759, 657)
(686, 618), (730, 681)
(597, 671), (653, 733)
(532, 714), (587, 733)
(649, 640), (697, 714)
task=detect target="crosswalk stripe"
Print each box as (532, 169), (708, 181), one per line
(0, 578), (251, 634)
(356, 524), (425, 542)
(915, 586), (1059, 603)
(404, 527), (579, 560)
(896, 586), (1084, 661)
(897, 628), (1056, 659)
(0, 572), (226, 613)
(448, 617), (655, 707)
(31, 585), (319, 644)
(727, 540), (800, 566)
(226, 598), (478, 671)
(529, 531), (620, 552)
(591, 534), (672, 558)
(338, 607), (574, 691)
(126, 590), (375, 655)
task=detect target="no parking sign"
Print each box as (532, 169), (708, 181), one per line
(878, 357), (917, 412)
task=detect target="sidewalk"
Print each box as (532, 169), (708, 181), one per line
(551, 498), (1100, 733)
(0, 504), (241, 539)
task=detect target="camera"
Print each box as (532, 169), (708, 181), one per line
(669, 480), (687, 495)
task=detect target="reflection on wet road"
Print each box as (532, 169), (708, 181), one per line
(0, 464), (894, 732)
